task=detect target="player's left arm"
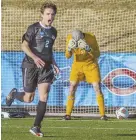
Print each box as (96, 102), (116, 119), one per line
(88, 35), (100, 59)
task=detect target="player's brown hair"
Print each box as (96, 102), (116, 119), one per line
(40, 2), (57, 14)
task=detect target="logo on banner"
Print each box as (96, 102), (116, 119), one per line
(102, 68), (136, 96)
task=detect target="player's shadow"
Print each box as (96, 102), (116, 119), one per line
(116, 134), (136, 137)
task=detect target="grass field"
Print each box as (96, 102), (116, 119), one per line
(1, 117), (136, 140)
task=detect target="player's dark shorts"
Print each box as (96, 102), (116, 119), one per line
(22, 65), (54, 92)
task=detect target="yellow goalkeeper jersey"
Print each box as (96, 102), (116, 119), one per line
(65, 32), (100, 65)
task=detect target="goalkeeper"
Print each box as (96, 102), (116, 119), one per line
(64, 30), (107, 120)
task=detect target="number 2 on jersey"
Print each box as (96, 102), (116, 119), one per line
(45, 40), (49, 48)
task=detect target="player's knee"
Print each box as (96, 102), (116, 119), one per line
(69, 84), (77, 96)
(25, 97), (34, 103)
(24, 98), (33, 103)
(70, 85), (76, 91)
(24, 93), (34, 103)
(39, 93), (49, 102)
(95, 88), (101, 94)
(92, 83), (101, 93)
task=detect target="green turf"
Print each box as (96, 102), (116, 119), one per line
(1, 117), (136, 140)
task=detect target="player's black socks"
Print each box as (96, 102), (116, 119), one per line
(34, 101), (47, 127)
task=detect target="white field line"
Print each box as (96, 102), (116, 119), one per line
(49, 120), (136, 123)
(1, 125), (136, 130)
(93, 128), (136, 130)
(2, 118), (136, 123)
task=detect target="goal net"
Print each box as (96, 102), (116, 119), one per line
(1, 0), (136, 117)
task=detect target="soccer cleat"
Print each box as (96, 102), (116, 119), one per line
(6, 88), (17, 106)
(100, 115), (108, 121)
(29, 126), (44, 137)
(63, 115), (71, 120)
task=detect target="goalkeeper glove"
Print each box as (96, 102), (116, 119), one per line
(68, 39), (77, 52)
(78, 39), (91, 52)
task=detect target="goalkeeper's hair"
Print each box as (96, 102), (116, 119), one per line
(40, 2), (57, 14)
(72, 30), (84, 41)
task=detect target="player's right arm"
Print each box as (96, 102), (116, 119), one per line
(22, 25), (45, 68)
(65, 34), (72, 58)
(89, 34), (100, 59)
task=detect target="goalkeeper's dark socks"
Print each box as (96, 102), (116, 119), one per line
(34, 101), (47, 127)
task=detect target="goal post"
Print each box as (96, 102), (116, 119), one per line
(1, 0), (136, 117)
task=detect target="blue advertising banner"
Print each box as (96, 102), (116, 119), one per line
(1, 52), (136, 107)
